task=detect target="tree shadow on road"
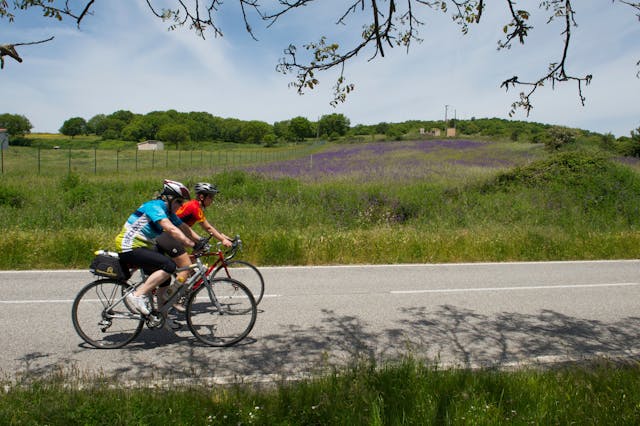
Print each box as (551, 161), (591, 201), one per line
(235, 305), (640, 377)
(12, 305), (640, 381)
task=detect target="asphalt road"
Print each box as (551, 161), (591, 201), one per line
(1, 260), (639, 384)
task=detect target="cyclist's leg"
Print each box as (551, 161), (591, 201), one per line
(156, 233), (191, 281)
(156, 233), (190, 311)
(119, 248), (175, 314)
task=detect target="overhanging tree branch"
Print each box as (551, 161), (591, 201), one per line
(499, 0), (592, 116)
(1, 1), (638, 115)
(0, 36), (54, 69)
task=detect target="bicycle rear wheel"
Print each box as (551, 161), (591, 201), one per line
(211, 260), (265, 305)
(186, 277), (257, 347)
(72, 279), (144, 349)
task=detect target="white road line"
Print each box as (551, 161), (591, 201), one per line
(0, 294), (282, 304)
(0, 299), (75, 304)
(390, 282), (640, 294)
(1, 259), (639, 275)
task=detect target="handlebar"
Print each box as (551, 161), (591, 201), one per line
(218, 235), (242, 261)
(191, 234), (242, 260)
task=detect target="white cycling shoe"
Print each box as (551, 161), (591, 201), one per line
(126, 293), (152, 316)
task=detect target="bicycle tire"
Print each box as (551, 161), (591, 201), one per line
(72, 279), (144, 349)
(186, 277), (257, 347)
(211, 260), (265, 305)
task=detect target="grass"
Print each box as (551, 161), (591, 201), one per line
(2, 141), (640, 268)
(2, 358), (639, 425)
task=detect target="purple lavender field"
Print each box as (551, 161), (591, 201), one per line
(247, 139), (543, 183)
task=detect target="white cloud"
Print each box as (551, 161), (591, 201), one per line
(0, 1), (638, 136)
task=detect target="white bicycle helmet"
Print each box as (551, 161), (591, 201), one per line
(194, 182), (219, 196)
(162, 179), (191, 200)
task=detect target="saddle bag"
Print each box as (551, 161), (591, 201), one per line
(89, 250), (129, 280)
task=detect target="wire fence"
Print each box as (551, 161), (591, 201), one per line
(0, 145), (321, 176)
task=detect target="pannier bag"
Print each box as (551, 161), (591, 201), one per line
(90, 250), (129, 280)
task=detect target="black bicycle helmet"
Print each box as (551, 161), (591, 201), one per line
(162, 179), (191, 200)
(194, 182), (219, 196)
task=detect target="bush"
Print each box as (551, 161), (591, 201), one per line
(0, 185), (23, 208)
(544, 126), (577, 151)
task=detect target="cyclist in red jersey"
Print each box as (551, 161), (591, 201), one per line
(155, 182), (232, 311)
(175, 182), (232, 247)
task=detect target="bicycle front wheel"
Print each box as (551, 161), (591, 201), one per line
(72, 279), (144, 349)
(186, 277), (257, 347)
(211, 260), (265, 305)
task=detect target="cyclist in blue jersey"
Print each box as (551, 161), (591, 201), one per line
(117, 179), (205, 316)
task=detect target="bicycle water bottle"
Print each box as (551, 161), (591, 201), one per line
(166, 275), (186, 297)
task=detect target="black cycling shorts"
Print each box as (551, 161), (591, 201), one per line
(156, 233), (187, 258)
(118, 247), (177, 276)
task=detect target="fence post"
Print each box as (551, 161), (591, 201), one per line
(135, 149), (138, 172)
(152, 150), (155, 169)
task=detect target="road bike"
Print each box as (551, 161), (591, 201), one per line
(71, 240), (257, 349)
(190, 235), (264, 305)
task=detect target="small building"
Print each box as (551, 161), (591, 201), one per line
(0, 129), (8, 150)
(422, 128), (441, 137)
(137, 140), (164, 151)
(446, 127), (457, 137)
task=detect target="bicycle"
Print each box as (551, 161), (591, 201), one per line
(72, 240), (257, 349)
(189, 235), (265, 305)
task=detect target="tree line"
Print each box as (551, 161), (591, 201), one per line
(1, 111), (638, 156)
(57, 110), (353, 147)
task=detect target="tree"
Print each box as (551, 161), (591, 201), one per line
(2, 1), (638, 114)
(0, 113), (32, 138)
(289, 116), (314, 141)
(157, 123), (190, 148)
(86, 114), (106, 135)
(240, 120), (272, 144)
(273, 120), (293, 141)
(318, 113), (350, 137)
(59, 117), (87, 138)
(620, 127), (640, 157)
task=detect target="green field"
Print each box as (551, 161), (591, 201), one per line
(2, 136), (640, 424)
(1, 137), (640, 269)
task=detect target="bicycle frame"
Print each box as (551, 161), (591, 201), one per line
(126, 256), (221, 324)
(73, 235), (258, 348)
(188, 238), (241, 292)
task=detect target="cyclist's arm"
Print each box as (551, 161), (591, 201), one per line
(158, 218), (195, 248)
(199, 219), (232, 247)
(179, 222), (202, 243)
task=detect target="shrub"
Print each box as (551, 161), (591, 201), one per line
(544, 126), (576, 151)
(0, 185), (23, 208)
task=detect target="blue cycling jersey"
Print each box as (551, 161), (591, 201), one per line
(115, 199), (183, 252)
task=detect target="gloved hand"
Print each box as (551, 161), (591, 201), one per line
(193, 237), (210, 253)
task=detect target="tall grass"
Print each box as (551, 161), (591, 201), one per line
(1, 142), (640, 269)
(2, 358), (639, 424)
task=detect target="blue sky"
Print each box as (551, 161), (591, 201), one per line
(1, 1), (638, 137)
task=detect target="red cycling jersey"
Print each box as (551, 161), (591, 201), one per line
(175, 199), (205, 227)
